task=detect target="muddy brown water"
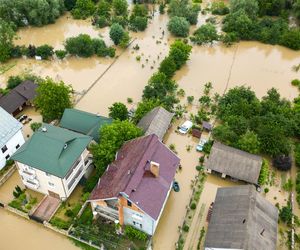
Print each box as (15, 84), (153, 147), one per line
(0, 5), (300, 250)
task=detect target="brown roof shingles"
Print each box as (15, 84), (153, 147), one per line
(90, 134), (180, 220)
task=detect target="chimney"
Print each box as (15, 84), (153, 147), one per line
(150, 161), (160, 177)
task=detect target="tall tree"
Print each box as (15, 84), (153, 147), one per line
(34, 77), (73, 122)
(108, 102), (128, 121)
(0, 19), (15, 62)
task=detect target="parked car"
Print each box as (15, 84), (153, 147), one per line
(173, 181), (180, 192)
(178, 120), (193, 134)
(196, 138), (207, 152)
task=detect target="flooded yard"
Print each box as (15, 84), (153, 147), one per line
(0, 3), (300, 250)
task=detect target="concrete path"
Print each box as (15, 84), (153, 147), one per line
(31, 196), (60, 222)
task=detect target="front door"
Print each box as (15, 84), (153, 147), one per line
(48, 190), (60, 199)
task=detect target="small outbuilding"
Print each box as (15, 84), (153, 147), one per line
(202, 121), (212, 131)
(137, 106), (174, 141)
(205, 142), (262, 184)
(204, 185), (278, 250)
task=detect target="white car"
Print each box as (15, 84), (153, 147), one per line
(178, 120), (193, 134)
(196, 138), (207, 152)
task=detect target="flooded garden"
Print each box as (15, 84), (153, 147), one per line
(1, 0), (300, 250)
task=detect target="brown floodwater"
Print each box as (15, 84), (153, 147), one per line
(0, 3), (300, 250)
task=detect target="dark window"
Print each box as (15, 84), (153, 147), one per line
(127, 200), (132, 207)
(1, 145), (8, 153)
(16, 144), (20, 149)
(5, 154), (10, 160)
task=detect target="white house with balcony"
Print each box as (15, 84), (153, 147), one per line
(11, 124), (93, 200)
(0, 107), (25, 170)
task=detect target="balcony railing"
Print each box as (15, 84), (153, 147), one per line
(21, 170), (36, 180)
(95, 205), (119, 220)
(67, 166), (84, 190)
(25, 179), (39, 189)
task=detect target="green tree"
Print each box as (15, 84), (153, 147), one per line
(65, 34), (95, 57)
(169, 40), (192, 69)
(112, 0), (128, 16)
(230, 0), (259, 18)
(279, 204), (293, 225)
(0, 19), (15, 63)
(212, 124), (238, 145)
(108, 102), (128, 121)
(96, 0), (111, 18)
(34, 77), (73, 122)
(168, 0), (200, 25)
(129, 16), (148, 31)
(109, 23), (126, 45)
(237, 130), (260, 154)
(64, 0), (77, 11)
(159, 56), (177, 78)
(280, 29), (300, 51)
(211, 1), (230, 15)
(133, 99), (161, 123)
(7, 76), (22, 89)
(91, 120), (143, 174)
(257, 0), (286, 16)
(36, 44), (54, 59)
(71, 0), (96, 19)
(167, 16), (190, 37)
(191, 23), (219, 45)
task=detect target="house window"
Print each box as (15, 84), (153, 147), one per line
(1, 145), (8, 153)
(16, 144), (20, 149)
(48, 182), (55, 187)
(127, 200), (132, 207)
(5, 154), (10, 160)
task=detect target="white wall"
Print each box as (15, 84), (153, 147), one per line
(16, 148), (92, 200)
(0, 130), (25, 170)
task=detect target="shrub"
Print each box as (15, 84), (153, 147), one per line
(183, 224), (189, 232)
(295, 143), (300, 168)
(187, 96), (194, 104)
(127, 97), (133, 103)
(129, 16), (148, 31)
(95, 15), (110, 28)
(221, 32), (239, 46)
(112, 0), (128, 16)
(264, 187), (269, 193)
(291, 79), (300, 86)
(36, 45), (54, 60)
(71, 0), (96, 19)
(55, 50), (67, 59)
(124, 225), (148, 241)
(191, 24), (219, 45)
(65, 34), (95, 57)
(190, 202), (197, 210)
(273, 155), (292, 171)
(5, 159), (14, 167)
(196, 165), (203, 171)
(30, 122), (42, 132)
(211, 1), (229, 15)
(50, 217), (72, 230)
(76, 206), (93, 226)
(168, 16), (190, 37)
(7, 76), (22, 89)
(258, 159), (269, 186)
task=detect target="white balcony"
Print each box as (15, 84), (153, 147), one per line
(25, 179), (40, 190)
(21, 170), (36, 180)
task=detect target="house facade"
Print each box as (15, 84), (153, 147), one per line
(0, 107), (25, 170)
(89, 134), (180, 235)
(12, 124), (92, 200)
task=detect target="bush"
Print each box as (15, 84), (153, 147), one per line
(65, 34), (95, 57)
(190, 202), (197, 209)
(30, 122), (42, 132)
(36, 45), (54, 60)
(124, 225), (148, 241)
(280, 29), (300, 51)
(71, 0), (96, 19)
(187, 96), (194, 104)
(168, 16), (190, 37)
(295, 143), (300, 168)
(129, 16), (148, 31)
(221, 32), (239, 46)
(264, 187), (269, 193)
(95, 16), (110, 28)
(258, 159), (269, 186)
(292, 79), (300, 86)
(55, 50), (67, 59)
(76, 206), (93, 226)
(50, 217), (72, 230)
(191, 23), (219, 45)
(7, 76), (22, 89)
(183, 224), (189, 232)
(5, 159), (14, 167)
(211, 1), (229, 15)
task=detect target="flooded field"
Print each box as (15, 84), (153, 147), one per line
(0, 2), (300, 250)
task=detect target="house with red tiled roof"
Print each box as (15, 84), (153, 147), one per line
(88, 134), (180, 235)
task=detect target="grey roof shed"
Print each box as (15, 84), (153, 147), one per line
(205, 142), (262, 184)
(137, 107), (173, 141)
(204, 185), (278, 250)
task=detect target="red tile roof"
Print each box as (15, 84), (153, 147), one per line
(90, 134), (180, 220)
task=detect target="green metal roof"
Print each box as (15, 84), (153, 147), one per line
(60, 109), (112, 142)
(11, 124), (92, 178)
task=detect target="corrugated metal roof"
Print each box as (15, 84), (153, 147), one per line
(205, 185), (278, 250)
(0, 107), (23, 148)
(137, 107), (174, 141)
(206, 142), (262, 184)
(11, 124), (92, 178)
(60, 109), (112, 142)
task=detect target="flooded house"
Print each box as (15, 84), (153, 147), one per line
(137, 106), (174, 141)
(204, 185), (278, 250)
(60, 108), (112, 142)
(0, 107), (25, 170)
(11, 124), (93, 200)
(89, 134), (180, 235)
(0, 80), (37, 116)
(205, 142), (262, 185)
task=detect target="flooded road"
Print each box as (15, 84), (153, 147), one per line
(0, 4), (300, 250)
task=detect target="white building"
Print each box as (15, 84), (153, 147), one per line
(12, 124), (93, 200)
(0, 107), (25, 170)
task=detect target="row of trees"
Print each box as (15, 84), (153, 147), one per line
(212, 86), (300, 169)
